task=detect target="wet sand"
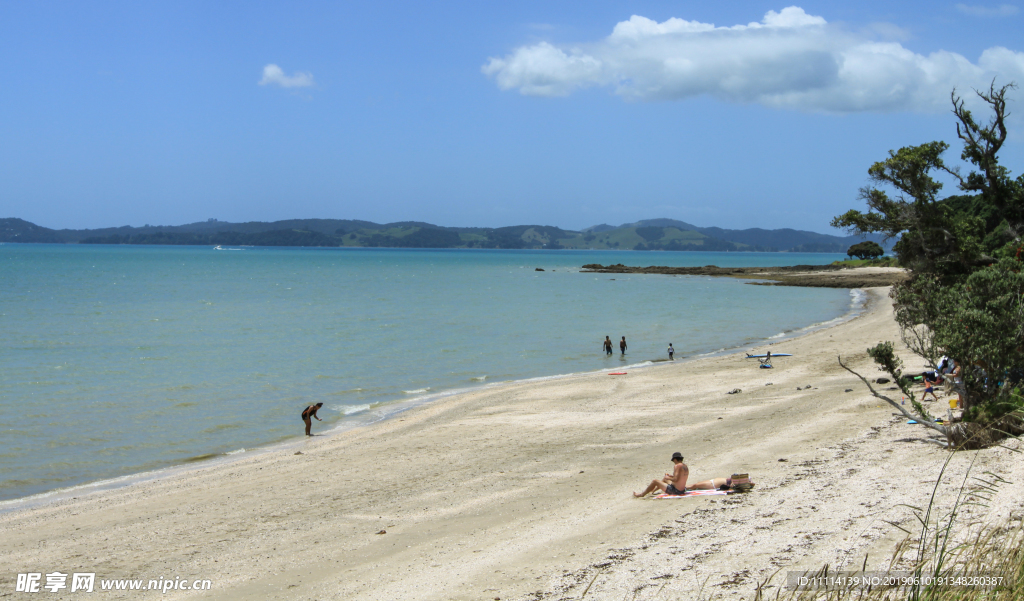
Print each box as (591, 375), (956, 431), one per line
(3, 286), (1022, 600)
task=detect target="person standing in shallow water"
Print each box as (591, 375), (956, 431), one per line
(620, 336), (627, 356)
(667, 343), (674, 360)
(603, 336), (613, 356)
(302, 402), (323, 436)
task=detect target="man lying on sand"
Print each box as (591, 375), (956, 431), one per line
(633, 452), (733, 497)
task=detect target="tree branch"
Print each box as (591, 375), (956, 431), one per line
(837, 355), (948, 435)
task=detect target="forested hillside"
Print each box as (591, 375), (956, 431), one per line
(0, 217), (887, 252)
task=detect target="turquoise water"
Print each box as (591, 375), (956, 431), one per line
(0, 244), (854, 502)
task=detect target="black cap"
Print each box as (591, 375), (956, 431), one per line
(671, 452), (683, 461)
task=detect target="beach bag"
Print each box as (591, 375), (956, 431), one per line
(728, 473), (754, 492)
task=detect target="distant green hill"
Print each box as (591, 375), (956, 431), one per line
(0, 218), (65, 243)
(555, 225), (749, 251)
(0, 217), (888, 252)
(613, 218), (891, 253)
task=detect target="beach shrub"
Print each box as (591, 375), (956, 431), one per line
(833, 82), (1024, 436)
(866, 342), (932, 418)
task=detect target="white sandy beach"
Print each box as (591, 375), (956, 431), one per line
(3, 285), (1023, 600)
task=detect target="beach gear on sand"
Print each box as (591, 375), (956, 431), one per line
(608, 372), (627, 375)
(747, 353), (791, 369)
(654, 473), (755, 498)
(727, 473), (754, 492)
(654, 489), (729, 499)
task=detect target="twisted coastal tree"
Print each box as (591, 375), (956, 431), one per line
(832, 82), (1024, 447)
(846, 240), (884, 260)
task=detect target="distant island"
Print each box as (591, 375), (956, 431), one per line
(0, 217), (887, 253)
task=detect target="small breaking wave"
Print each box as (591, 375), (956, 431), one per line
(403, 388), (429, 394)
(850, 288), (868, 308)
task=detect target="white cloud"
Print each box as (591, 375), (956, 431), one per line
(482, 6), (1024, 112)
(482, 42), (605, 97)
(258, 64), (315, 88)
(955, 3), (1019, 17)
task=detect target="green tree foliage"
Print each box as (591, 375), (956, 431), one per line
(364, 227), (462, 248)
(0, 218), (64, 243)
(635, 226), (665, 241)
(833, 82), (1024, 424)
(633, 237), (740, 251)
(789, 242), (844, 252)
(847, 240), (885, 260)
(81, 229), (342, 247)
(866, 342), (932, 420)
(833, 83), (1022, 277)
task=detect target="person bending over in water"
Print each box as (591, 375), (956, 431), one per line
(633, 452), (734, 497)
(302, 402), (324, 436)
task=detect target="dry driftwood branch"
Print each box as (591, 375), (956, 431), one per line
(838, 355), (948, 436)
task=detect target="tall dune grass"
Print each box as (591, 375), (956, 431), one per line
(759, 447), (1022, 601)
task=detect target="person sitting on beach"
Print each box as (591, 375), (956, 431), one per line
(634, 452), (689, 497)
(634, 453), (749, 497)
(302, 402), (323, 436)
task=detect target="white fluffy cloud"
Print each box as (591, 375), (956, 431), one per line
(481, 6), (1024, 112)
(258, 64), (315, 88)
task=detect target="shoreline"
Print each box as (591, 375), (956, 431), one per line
(581, 263), (908, 288)
(6, 286), (1019, 601)
(0, 289), (867, 514)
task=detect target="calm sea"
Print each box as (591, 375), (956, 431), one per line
(0, 244), (856, 502)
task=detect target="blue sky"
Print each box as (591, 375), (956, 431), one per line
(1, 1), (1022, 233)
